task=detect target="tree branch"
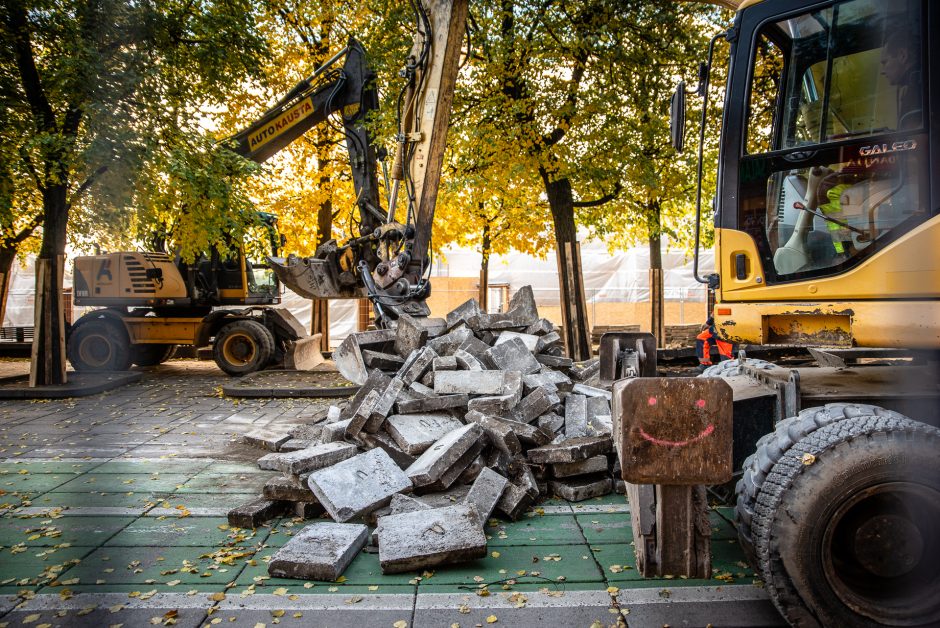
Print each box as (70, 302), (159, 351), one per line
(67, 165), (109, 208)
(3, 0), (56, 133)
(572, 182), (622, 208)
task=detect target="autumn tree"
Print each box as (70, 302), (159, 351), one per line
(1, 0), (267, 384)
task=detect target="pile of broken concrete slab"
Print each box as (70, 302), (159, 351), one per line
(232, 286), (623, 581)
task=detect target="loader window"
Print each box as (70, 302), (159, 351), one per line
(738, 0), (928, 284)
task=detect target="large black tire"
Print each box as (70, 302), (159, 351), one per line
(132, 343), (177, 367)
(753, 415), (940, 627)
(67, 319), (133, 371)
(212, 319), (274, 376)
(735, 404), (907, 566)
(699, 357), (776, 378)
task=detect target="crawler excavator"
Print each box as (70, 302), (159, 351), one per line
(68, 0), (469, 376)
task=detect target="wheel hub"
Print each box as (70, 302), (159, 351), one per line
(79, 335), (112, 367)
(854, 514), (924, 578)
(222, 334), (255, 366)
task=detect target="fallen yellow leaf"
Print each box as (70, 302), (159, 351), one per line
(208, 592), (226, 602)
(486, 615), (498, 624)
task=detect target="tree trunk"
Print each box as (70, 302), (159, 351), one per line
(542, 173), (591, 361)
(31, 185), (69, 386)
(647, 201), (665, 347)
(0, 247), (17, 332)
(479, 218), (490, 311)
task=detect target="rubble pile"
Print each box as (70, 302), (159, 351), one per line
(233, 286), (623, 579)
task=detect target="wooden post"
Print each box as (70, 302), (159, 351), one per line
(650, 267), (665, 348)
(479, 269), (488, 313)
(556, 241), (591, 361)
(357, 298), (372, 332)
(311, 298), (330, 351)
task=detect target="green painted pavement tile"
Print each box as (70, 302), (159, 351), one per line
(709, 508), (737, 540)
(29, 491), (166, 510)
(175, 472), (273, 494)
(0, 585), (44, 595)
(0, 461), (102, 474)
(51, 473), (193, 493)
(413, 544), (604, 586)
(0, 473), (76, 493)
(90, 459), (212, 475)
(0, 515), (133, 547)
(52, 545), (249, 586)
(0, 491), (37, 510)
(576, 513), (633, 545)
(0, 546), (93, 586)
(235, 548), (417, 587)
(144, 492), (259, 512)
(486, 514), (585, 546)
(202, 462), (273, 475)
(105, 516), (270, 547)
(570, 493), (629, 507)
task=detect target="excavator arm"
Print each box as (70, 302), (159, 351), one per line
(266, 0), (469, 324)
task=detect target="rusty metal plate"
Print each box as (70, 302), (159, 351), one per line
(613, 377), (733, 485)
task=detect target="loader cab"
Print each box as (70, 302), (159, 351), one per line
(719, 0), (933, 283)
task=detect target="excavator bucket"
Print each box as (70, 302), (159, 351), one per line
(268, 256), (365, 300)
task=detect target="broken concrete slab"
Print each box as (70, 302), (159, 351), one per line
(406, 422), (484, 488)
(334, 329), (396, 384)
(321, 418), (353, 443)
(377, 504), (487, 573)
(340, 369), (391, 422)
(394, 313), (429, 358)
(512, 386), (559, 423)
(385, 413), (464, 456)
(278, 439), (311, 453)
(258, 441), (359, 475)
(457, 452), (486, 484)
(459, 334), (492, 358)
(465, 467), (509, 520)
(537, 413), (565, 435)
(389, 493), (432, 515)
(504, 419), (553, 447)
(484, 337), (541, 374)
(466, 393), (518, 416)
(243, 428), (291, 452)
(535, 354), (574, 369)
(495, 481), (534, 520)
(525, 318), (555, 336)
(427, 325), (473, 356)
(419, 439), (486, 493)
(564, 394), (588, 438)
(263, 475), (319, 503)
(552, 455), (608, 478)
(586, 395), (611, 419)
(227, 498), (288, 529)
(588, 413), (612, 436)
(362, 350), (406, 371)
(409, 381), (436, 398)
(485, 447), (512, 477)
(363, 378), (406, 433)
(268, 522), (369, 581)
(524, 371), (572, 394)
(494, 331), (540, 351)
(307, 448), (412, 522)
(569, 359), (601, 382)
(433, 370), (521, 396)
(549, 475), (612, 502)
(536, 331), (563, 353)
(527, 436), (613, 464)
(345, 389), (382, 439)
(432, 355), (458, 371)
(445, 298), (484, 331)
(396, 393), (468, 414)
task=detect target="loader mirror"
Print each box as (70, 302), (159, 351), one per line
(670, 80), (686, 153)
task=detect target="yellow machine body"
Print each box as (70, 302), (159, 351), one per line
(73, 253), (188, 306)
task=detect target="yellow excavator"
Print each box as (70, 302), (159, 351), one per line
(604, 0), (939, 625)
(68, 0), (469, 375)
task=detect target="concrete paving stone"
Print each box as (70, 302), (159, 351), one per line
(414, 484), (470, 509)
(176, 472), (272, 494)
(385, 413), (464, 456)
(536, 330), (563, 352)
(242, 428), (291, 451)
(389, 493), (431, 515)
(465, 413), (521, 457)
(466, 392), (518, 415)
(503, 418), (553, 448)
(237, 544), (418, 588)
(394, 312), (430, 358)
(268, 522), (369, 581)
(525, 318), (555, 336)
(358, 431), (417, 470)
(553, 455), (608, 479)
(512, 387), (558, 423)
(419, 370), (435, 387)
(262, 476), (317, 503)
(408, 381), (436, 398)
(495, 482), (533, 521)
(483, 337), (541, 374)
(534, 354), (573, 369)
(427, 325), (472, 356)
(549, 475), (611, 502)
(345, 388), (383, 439)
(378, 504), (487, 573)
(307, 448), (412, 522)
(105, 516), (268, 547)
(445, 298), (484, 330)
(278, 438), (311, 452)
(585, 395), (610, 421)
(200, 461), (271, 475)
(536, 412), (565, 434)
(571, 383), (611, 401)
(257, 442), (359, 475)
(334, 329), (396, 384)
(0, 515), (134, 547)
(362, 349), (407, 371)
(397, 346), (438, 385)
(569, 358), (601, 382)
(54, 545), (241, 586)
(453, 349), (485, 371)
(363, 378), (406, 433)
(228, 497), (290, 528)
(405, 423), (484, 488)
(564, 394), (588, 438)
(340, 369), (391, 422)
(527, 436), (612, 464)
(494, 331), (540, 351)
(321, 418), (353, 443)
(395, 393), (468, 414)
(523, 371), (572, 394)
(457, 452), (486, 484)
(431, 355), (458, 372)
(417, 439), (485, 493)
(465, 467), (509, 521)
(293, 500), (325, 519)
(459, 334), (492, 357)
(485, 446), (512, 476)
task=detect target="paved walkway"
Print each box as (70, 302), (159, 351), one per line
(0, 360), (783, 627)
